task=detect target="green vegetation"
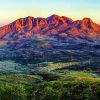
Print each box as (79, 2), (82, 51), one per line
(0, 74), (43, 84)
(0, 71), (100, 100)
(0, 60), (100, 100)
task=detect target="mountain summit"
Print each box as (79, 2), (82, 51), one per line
(0, 15), (100, 63)
(0, 15), (100, 41)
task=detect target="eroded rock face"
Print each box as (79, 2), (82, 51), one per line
(0, 15), (100, 64)
(0, 15), (100, 40)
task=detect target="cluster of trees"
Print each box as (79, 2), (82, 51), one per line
(0, 80), (100, 100)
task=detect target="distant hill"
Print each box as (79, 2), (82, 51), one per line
(0, 15), (100, 63)
(0, 14), (100, 41)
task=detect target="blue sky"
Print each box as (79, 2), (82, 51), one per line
(0, 0), (100, 26)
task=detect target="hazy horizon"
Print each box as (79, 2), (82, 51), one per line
(0, 0), (100, 26)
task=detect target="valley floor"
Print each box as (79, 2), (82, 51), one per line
(0, 59), (100, 100)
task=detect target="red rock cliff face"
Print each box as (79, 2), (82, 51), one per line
(74, 18), (100, 30)
(0, 15), (100, 39)
(13, 16), (34, 30)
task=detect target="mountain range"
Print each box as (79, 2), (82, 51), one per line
(0, 14), (100, 40)
(0, 15), (100, 63)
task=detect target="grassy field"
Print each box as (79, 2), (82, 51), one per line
(0, 59), (100, 100)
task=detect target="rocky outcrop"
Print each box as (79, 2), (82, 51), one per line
(0, 14), (100, 43)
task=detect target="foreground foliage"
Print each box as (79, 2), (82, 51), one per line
(0, 59), (100, 100)
(0, 71), (100, 100)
